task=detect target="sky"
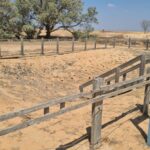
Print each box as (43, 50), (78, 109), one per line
(83, 0), (150, 31)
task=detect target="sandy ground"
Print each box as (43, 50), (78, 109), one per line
(0, 44), (150, 150)
(91, 31), (150, 39)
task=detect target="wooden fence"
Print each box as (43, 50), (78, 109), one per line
(79, 55), (146, 91)
(0, 55), (150, 149)
(97, 37), (150, 49)
(0, 38), (98, 58)
(0, 37), (150, 59)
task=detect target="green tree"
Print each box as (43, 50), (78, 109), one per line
(83, 24), (94, 38)
(32, 0), (98, 38)
(0, 0), (99, 39)
(15, 0), (37, 39)
(0, 0), (18, 39)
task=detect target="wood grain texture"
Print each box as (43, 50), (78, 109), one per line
(91, 78), (104, 149)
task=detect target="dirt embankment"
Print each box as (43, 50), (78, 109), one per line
(0, 48), (149, 150)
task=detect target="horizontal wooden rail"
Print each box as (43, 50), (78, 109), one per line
(80, 55), (143, 92)
(101, 75), (145, 92)
(0, 92), (93, 122)
(1, 74), (150, 136)
(95, 78), (150, 102)
(105, 63), (141, 82)
(0, 102), (91, 136)
(101, 55), (142, 77)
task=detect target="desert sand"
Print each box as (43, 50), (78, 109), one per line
(0, 33), (150, 150)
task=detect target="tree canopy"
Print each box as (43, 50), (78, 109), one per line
(0, 0), (99, 39)
(0, 0), (18, 38)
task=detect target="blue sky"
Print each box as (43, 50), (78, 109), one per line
(83, 0), (150, 31)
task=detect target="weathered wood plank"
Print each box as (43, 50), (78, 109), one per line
(0, 93), (88, 122)
(41, 38), (44, 55)
(100, 55), (141, 78)
(91, 78), (104, 149)
(1, 77), (150, 136)
(79, 80), (94, 93)
(95, 79), (150, 102)
(94, 38), (97, 49)
(21, 38), (24, 56)
(56, 38), (59, 54)
(113, 38), (116, 48)
(143, 67), (150, 115)
(0, 101), (91, 136)
(101, 75), (145, 92)
(147, 119), (150, 146)
(115, 67), (120, 83)
(79, 55), (142, 91)
(118, 55), (141, 70)
(128, 38), (131, 48)
(106, 63), (141, 83)
(139, 55), (146, 76)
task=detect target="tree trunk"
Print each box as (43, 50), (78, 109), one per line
(46, 25), (51, 39)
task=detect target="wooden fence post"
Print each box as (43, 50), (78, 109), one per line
(44, 107), (49, 115)
(113, 38), (116, 48)
(21, 38), (24, 56)
(94, 38), (97, 49)
(41, 38), (44, 55)
(115, 67), (120, 83)
(105, 39), (107, 49)
(57, 38), (59, 54)
(123, 73), (127, 81)
(107, 81), (111, 85)
(128, 38), (131, 49)
(143, 67), (150, 115)
(0, 46), (2, 58)
(139, 55), (146, 76)
(60, 102), (65, 109)
(85, 38), (87, 50)
(90, 77), (104, 150)
(72, 37), (75, 52)
(146, 39), (149, 50)
(147, 118), (150, 146)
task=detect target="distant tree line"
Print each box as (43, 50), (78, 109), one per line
(0, 0), (98, 39)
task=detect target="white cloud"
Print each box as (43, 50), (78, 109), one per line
(107, 3), (116, 8)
